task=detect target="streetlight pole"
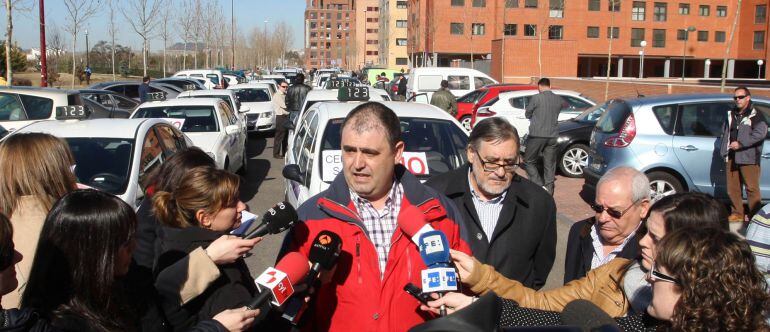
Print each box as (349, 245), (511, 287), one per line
(85, 29), (89, 69)
(263, 19), (268, 70)
(758, 59), (764, 79)
(39, 0), (47, 87)
(231, 0), (235, 70)
(682, 26), (695, 81)
(639, 40), (646, 79)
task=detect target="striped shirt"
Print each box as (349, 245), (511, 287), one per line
(350, 181), (403, 279)
(468, 170), (506, 240)
(589, 225), (637, 269)
(747, 204), (770, 276)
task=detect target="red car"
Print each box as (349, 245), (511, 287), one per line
(455, 84), (537, 131)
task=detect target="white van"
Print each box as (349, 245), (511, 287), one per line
(173, 70), (225, 89)
(406, 67), (497, 103)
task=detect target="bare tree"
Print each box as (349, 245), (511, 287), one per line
(2, 0), (32, 84)
(176, 0), (196, 69)
(107, 0), (118, 80)
(191, 0), (202, 67)
(159, 0), (173, 76)
(273, 21), (293, 68)
(122, 0), (165, 76)
(63, 0), (100, 88)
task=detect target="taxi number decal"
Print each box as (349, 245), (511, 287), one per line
(159, 118), (187, 130)
(321, 150), (429, 182)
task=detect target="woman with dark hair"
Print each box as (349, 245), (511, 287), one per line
(422, 192), (729, 317)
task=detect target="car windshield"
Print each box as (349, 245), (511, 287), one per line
(66, 138), (133, 195)
(595, 101), (633, 133)
(181, 95), (234, 109)
(232, 88), (271, 102)
(133, 106), (219, 132)
(319, 117), (468, 182)
(575, 102), (609, 122)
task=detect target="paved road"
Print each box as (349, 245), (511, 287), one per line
(241, 135), (585, 291)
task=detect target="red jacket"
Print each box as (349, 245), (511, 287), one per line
(280, 166), (472, 332)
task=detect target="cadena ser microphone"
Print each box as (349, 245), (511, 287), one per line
(418, 230), (458, 317)
(398, 205), (435, 245)
(243, 201), (298, 240)
(561, 299), (621, 332)
(248, 252), (310, 309)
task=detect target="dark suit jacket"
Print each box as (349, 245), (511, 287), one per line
(563, 219), (641, 284)
(426, 164), (557, 289)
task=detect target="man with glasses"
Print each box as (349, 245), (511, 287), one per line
(719, 86), (767, 223)
(272, 82), (289, 159)
(564, 166), (650, 283)
(427, 118), (556, 289)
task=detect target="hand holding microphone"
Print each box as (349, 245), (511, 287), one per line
(449, 249), (475, 281)
(206, 235), (262, 265)
(419, 292), (475, 315)
(242, 202), (298, 240)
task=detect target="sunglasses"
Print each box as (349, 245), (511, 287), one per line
(590, 200), (639, 219)
(280, 85), (289, 88)
(734, 95), (748, 100)
(647, 261), (680, 285)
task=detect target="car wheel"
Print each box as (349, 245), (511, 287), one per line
(559, 143), (589, 178)
(647, 171), (683, 201)
(460, 116), (472, 131)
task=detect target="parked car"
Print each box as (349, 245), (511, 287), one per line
(227, 84), (275, 133)
(82, 98), (131, 118)
(455, 84), (535, 131)
(0, 87), (85, 133)
(153, 77), (207, 91)
(406, 67), (497, 103)
(79, 89), (139, 114)
(584, 93), (770, 202)
(173, 69), (225, 89)
(89, 81), (180, 101)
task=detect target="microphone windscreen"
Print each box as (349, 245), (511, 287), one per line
(276, 252), (311, 285)
(309, 230), (343, 270)
(264, 202), (299, 234)
(561, 300), (620, 332)
(418, 230), (451, 266)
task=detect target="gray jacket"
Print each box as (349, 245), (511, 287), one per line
(720, 105), (768, 165)
(525, 90), (563, 138)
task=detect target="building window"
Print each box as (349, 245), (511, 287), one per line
(366, 18), (378, 22)
(396, 38), (407, 46)
(587, 26), (600, 38)
(653, 2), (667, 21)
(678, 3), (689, 14)
(451, 0), (464, 6)
(525, 24), (537, 36)
(632, 2), (645, 21)
(653, 29), (666, 47)
(607, 26), (619, 39)
(525, 0), (537, 8)
(676, 29), (687, 40)
(548, 25), (564, 39)
(631, 28), (645, 46)
(337, 12), (342, 19)
(757, 5), (767, 23)
(396, 57), (408, 65)
(608, 0), (620, 12)
(472, 23), (485, 35)
(506, 0), (518, 8)
(397, 1), (407, 9)
(588, 0), (600, 11)
(696, 30), (708, 41)
(396, 20), (407, 28)
(473, 0), (486, 7)
(715, 31), (726, 42)
(716, 6), (726, 17)
(754, 31), (765, 49)
(699, 5), (709, 16)
(504, 24), (517, 36)
(549, 0), (564, 18)
(450, 23), (464, 34)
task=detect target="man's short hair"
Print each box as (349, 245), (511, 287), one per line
(468, 118), (520, 152)
(537, 78), (550, 87)
(735, 86), (751, 96)
(380, 72), (386, 76)
(440, 80), (449, 88)
(596, 166), (651, 203)
(341, 102), (401, 148)
(295, 73), (305, 84)
(143, 76), (150, 83)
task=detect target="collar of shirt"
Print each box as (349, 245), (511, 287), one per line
(467, 168), (507, 203)
(349, 179), (402, 217)
(589, 223), (638, 268)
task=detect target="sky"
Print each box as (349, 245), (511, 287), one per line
(4, 0), (306, 51)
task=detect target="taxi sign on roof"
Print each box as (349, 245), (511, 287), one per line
(146, 92), (167, 102)
(55, 105), (90, 120)
(337, 86), (369, 102)
(326, 79), (355, 90)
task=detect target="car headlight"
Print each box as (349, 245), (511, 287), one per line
(260, 112), (273, 118)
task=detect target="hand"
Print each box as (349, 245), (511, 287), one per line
(206, 235), (262, 265)
(212, 307), (260, 331)
(729, 141), (741, 150)
(450, 249), (475, 281)
(418, 292), (474, 315)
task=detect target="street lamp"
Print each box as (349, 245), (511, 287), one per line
(639, 40), (646, 79)
(758, 60), (764, 79)
(682, 26), (696, 81)
(85, 29), (89, 69)
(705, 58), (711, 78)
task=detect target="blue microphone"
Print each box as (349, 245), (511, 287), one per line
(418, 230), (458, 311)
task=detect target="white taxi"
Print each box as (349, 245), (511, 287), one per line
(228, 83), (275, 133)
(283, 88), (469, 208)
(131, 98), (247, 173)
(9, 117), (192, 208)
(0, 87), (85, 133)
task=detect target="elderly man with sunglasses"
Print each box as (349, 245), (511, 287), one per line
(427, 118), (557, 289)
(563, 166), (650, 284)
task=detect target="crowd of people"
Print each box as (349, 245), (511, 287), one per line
(0, 74), (767, 332)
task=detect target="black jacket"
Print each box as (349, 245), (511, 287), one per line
(285, 83), (311, 112)
(426, 164), (557, 289)
(0, 309), (55, 332)
(563, 220), (641, 284)
(156, 226), (268, 332)
(134, 198), (162, 270)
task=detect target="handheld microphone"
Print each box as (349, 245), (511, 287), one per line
(398, 205), (435, 245)
(248, 252), (309, 309)
(561, 299), (621, 332)
(418, 230), (458, 317)
(243, 201), (298, 240)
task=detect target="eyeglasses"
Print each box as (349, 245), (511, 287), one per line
(280, 85), (289, 89)
(589, 200), (639, 219)
(647, 261), (680, 285)
(734, 95), (748, 100)
(474, 151), (519, 173)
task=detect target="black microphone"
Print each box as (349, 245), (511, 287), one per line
(243, 202), (298, 239)
(561, 300), (620, 332)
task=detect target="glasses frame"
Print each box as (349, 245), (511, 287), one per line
(590, 199), (640, 219)
(648, 261), (680, 285)
(734, 95), (748, 100)
(474, 150), (519, 173)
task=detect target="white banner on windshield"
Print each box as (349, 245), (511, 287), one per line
(159, 118), (187, 130)
(321, 150), (430, 182)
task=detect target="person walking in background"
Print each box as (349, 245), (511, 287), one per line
(430, 80), (458, 117)
(139, 76), (151, 103)
(524, 78), (563, 194)
(272, 82), (289, 159)
(397, 75), (408, 101)
(285, 73), (311, 123)
(84, 65), (92, 85)
(720, 86), (767, 223)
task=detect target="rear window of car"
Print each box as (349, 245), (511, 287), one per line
(133, 106), (219, 132)
(232, 88), (271, 102)
(652, 104), (676, 135)
(595, 101), (633, 133)
(19, 94), (53, 120)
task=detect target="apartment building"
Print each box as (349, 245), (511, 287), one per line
(356, 0), (381, 68)
(378, 0), (411, 70)
(304, 0), (355, 69)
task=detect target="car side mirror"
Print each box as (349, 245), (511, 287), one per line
(225, 124), (240, 135)
(282, 164), (303, 183)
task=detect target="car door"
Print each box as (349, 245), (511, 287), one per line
(134, 127), (165, 206)
(671, 101), (733, 197)
(285, 109), (315, 208)
(217, 102), (240, 172)
(750, 102), (770, 199)
(113, 94), (139, 113)
(0, 93), (53, 133)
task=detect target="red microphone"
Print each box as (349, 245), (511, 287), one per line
(248, 252), (309, 309)
(399, 205), (435, 245)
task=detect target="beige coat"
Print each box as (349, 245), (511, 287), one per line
(465, 257), (632, 317)
(2, 196), (47, 308)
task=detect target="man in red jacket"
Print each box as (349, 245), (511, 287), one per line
(280, 102), (472, 331)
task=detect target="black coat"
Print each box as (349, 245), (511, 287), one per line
(426, 164), (557, 289)
(563, 220), (641, 284)
(134, 198), (162, 270)
(285, 83), (311, 112)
